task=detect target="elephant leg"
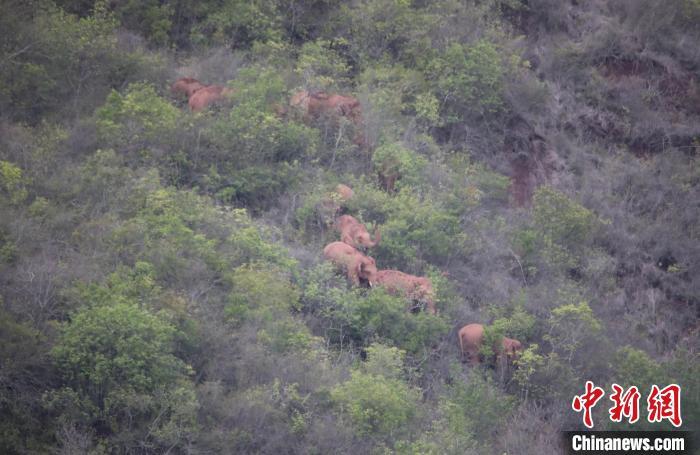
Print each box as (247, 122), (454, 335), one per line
(347, 268), (360, 286)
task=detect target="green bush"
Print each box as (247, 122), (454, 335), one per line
(528, 186), (599, 272)
(0, 3), (165, 122)
(108, 0), (173, 45)
(0, 310), (48, 453)
(96, 82), (182, 152)
(226, 208), (297, 270)
(190, 0), (283, 48)
(336, 0), (420, 62)
(343, 288), (447, 354)
(544, 301), (602, 365)
(211, 162), (302, 213)
(50, 300), (196, 447)
(300, 265), (447, 354)
(205, 67), (318, 167)
(612, 346), (665, 391)
(481, 301), (535, 359)
(440, 371), (515, 444)
(226, 265), (300, 325)
(427, 40), (507, 123)
(296, 39), (352, 91)
(533, 187), (597, 251)
(375, 189), (465, 268)
(512, 345), (577, 403)
(331, 343), (420, 438)
(0, 161), (28, 206)
(371, 141), (428, 192)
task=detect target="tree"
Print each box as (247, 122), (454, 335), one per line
(331, 343), (420, 438)
(50, 301), (197, 449)
(427, 40), (506, 123)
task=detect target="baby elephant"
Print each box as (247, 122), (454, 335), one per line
(335, 215), (380, 250)
(317, 184), (355, 226)
(323, 241), (378, 286)
(373, 269), (436, 314)
(457, 323), (523, 366)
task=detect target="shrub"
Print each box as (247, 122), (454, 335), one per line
(225, 265), (300, 326)
(0, 3), (165, 122)
(295, 39), (352, 91)
(96, 82), (182, 153)
(481, 299), (535, 359)
(211, 162), (302, 213)
(612, 346), (665, 391)
(512, 345), (577, 403)
(331, 343), (420, 438)
(371, 141), (428, 192)
(190, 0), (283, 48)
(50, 300), (196, 447)
(427, 40), (507, 123)
(530, 186), (599, 272)
(336, 0), (420, 62)
(0, 161), (28, 206)
(438, 369), (515, 447)
(374, 189), (465, 268)
(300, 265), (447, 354)
(544, 301), (602, 365)
(205, 67), (318, 167)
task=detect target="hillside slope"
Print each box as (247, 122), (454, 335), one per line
(0, 0), (698, 453)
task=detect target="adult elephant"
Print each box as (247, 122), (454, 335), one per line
(188, 85), (234, 112)
(171, 77), (206, 98)
(323, 242), (378, 286)
(457, 323), (523, 365)
(289, 90), (366, 147)
(373, 270), (436, 314)
(335, 215), (380, 250)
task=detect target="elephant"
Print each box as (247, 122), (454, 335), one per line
(188, 85), (234, 112)
(289, 90), (366, 147)
(499, 337), (523, 365)
(171, 77), (206, 98)
(457, 323), (523, 366)
(317, 184), (355, 226)
(458, 323), (484, 365)
(323, 241), (378, 286)
(373, 269), (436, 314)
(335, 215), (380, 250)
(335, 183), (354, 201)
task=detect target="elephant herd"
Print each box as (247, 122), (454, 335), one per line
(170, 78), (366, 148)
(323, 184), (524, 366)
(321, 184), (437, 315)
(171, 76), (525, 367)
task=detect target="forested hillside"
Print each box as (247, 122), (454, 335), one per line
(1, 0), (698, 453)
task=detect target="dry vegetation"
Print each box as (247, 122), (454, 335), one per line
(0, 0), (698, 453)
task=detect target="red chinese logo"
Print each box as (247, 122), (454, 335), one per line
(609, 384), (640, 424)
(572, 380), (605, 428)
(573, 382), (683, 428)
(647, 384), (682, 427)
